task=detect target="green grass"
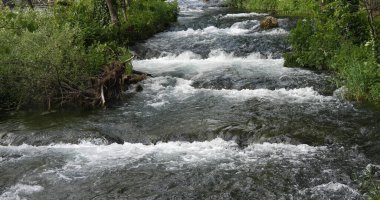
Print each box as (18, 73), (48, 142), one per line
(229, 0), (317, 17)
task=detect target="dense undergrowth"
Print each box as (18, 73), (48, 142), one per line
(0, 0), (178, 110)
(229, 0), (318, 16)
(230, 0), (380, 106)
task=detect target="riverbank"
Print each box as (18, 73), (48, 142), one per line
(230, 0), (380, 106)
(0, 0), (178, 111)
(228, 0), (315, 17)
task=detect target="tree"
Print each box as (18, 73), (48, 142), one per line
(120, 0), (127, 20)
(361, 0), (380, 63)
(105, 0), (119, 25)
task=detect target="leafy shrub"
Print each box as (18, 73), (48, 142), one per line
(229, 0), (317, 16)
(0, 10), (112, 109)
(122, 0), (178, 42)
(52, 0), (178, 45)
(330, 43), (378, 101)
(0, 0), (178, 110)
(284, 19), (322, 69)
(285, 0), (379, 104)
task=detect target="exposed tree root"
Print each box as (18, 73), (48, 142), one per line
(52, 58), (150, 109)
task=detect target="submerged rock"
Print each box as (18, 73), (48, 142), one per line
(135, 84), (144, 92)
(260, 16), (279, 30)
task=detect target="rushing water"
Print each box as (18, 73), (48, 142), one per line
(1, 0), (380, 199)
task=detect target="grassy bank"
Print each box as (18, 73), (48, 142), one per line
(0, 0), (178, 110)
(230, 0), (380, 106)
(229, 0), (318, 17)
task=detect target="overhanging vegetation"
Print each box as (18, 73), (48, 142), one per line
(0, 0), (178, 110)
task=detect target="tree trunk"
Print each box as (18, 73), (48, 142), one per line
(121, 0), (127, 20)
(105, 0), (119, 25)
(362, 0), (380, 63)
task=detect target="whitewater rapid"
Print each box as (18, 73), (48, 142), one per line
(1, 0), (379, 199)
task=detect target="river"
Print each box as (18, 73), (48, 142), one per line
(1, 0), (380, 199)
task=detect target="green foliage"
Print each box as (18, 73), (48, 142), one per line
(52, 0), (177, 45)
(124, 0), (178, 42)
(0, 0), (178, 110)
(330, 43), (379, 102)
(245, 0), (278, 11)
(284, 0), (379, 104)
(284, 19), (327, 69)
(0, 10), (111, 109)
(370, 82), (380, 103)
(360, 165), (380, 200)
(229, 0), (317, 17)
(286, 0), (370, 68)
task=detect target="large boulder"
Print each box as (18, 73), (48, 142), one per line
(260, 16), (279, 30)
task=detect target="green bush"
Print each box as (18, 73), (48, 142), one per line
(330, 43), (379, 101)
(229, 0), (317, 17)
(0, 0), (178, 110)
(284, 0), (380, 105)
(52, 0), (178, 45)
(123, 0), (178, 42)
(0, 10), (112, 109)
(244, 0), (278, 12)
(284, 19), (324, 69)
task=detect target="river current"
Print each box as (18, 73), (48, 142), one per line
(0, 0), (380, 199)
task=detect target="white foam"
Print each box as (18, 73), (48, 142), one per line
(139, 49), (266, 62)
(1, 184), (44, 200)
(300, 182), (361, 199)
(216, 87), (333, 103)
(252, 28), (289, 36)
(147, 100), (168, 108)
(0, 139), (325, 172)
(158, 50), (203, 60)
(141, 76), (334, 106)
(220, 12), (268, 18)
(134, 49), (334, 106)
(133, 50), (280, 76)
(162, 25), (288, 38)
(176, 0), (206, 12)
(166, 26), (246, 36)
(177, 0), (225, 12)
(231, 20), (260, 30)
(162, 20), (263, 37)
